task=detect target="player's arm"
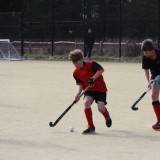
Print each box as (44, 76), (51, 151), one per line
(92, 69), (104, 80)
(144, 69), (150, 83)
(88, 62), (104, 85)
(75, 84), (83, 102)
(142, 56), (152, 86)
(144, 69), (153, 88)
(73, 75), (83, 102)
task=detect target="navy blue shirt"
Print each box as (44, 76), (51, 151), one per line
(142, 49), (160, 79)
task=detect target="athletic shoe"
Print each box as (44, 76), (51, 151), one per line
(106, 116), (112, 127)
(82, 127), (95, 134)
(152, 121), (160, 130)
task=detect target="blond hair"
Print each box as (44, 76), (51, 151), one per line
(69, 49), (83, 62)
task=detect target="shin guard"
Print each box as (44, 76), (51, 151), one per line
(152, 101), (160, 121)
(84, 108), (94, 128)
(101, 107), (110, 119)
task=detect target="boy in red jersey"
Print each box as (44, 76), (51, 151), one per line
(69, 49), (112, 134)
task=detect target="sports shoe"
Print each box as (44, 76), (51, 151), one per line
(82, 127), (95, 134)
(106, 116), (112, 127)
(152, 121), (160, 130)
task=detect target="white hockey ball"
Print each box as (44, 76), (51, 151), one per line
(69, 127), (74, 132)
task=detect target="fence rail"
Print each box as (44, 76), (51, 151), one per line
(12, 41), (142, 57)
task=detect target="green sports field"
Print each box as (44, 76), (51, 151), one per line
(0, 60), (159, 160)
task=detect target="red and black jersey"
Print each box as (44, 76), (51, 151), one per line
(142, 49), (160, 79)
(73, 61), (107, 92)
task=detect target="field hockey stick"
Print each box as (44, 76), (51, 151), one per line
(49, 85), (91, 127)
(131, 75), (160, 111)
(131, 86), (152, 111)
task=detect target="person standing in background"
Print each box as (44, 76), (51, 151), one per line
(84, 28), (95, 60)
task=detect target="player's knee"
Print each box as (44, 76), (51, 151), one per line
(84, 101), (91, 108)
(98, 106), (105, 113)
(151, 94), (158, 101)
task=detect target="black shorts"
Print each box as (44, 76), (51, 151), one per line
(84, 91), (107, 105)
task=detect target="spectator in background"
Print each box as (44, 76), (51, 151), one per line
(84, 28), (95, 59)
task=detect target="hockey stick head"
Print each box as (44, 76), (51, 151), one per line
(131, 105), (139, 111)
(49, 122), (56, 127)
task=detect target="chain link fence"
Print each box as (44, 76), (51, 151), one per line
(0, 0), (159, 57)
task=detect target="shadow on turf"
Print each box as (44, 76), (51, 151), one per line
(95, 129), (160, 141)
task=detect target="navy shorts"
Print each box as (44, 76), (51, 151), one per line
(84, 91), (107, 105)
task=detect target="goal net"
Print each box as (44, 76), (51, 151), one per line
(0, 39), (22, 60)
